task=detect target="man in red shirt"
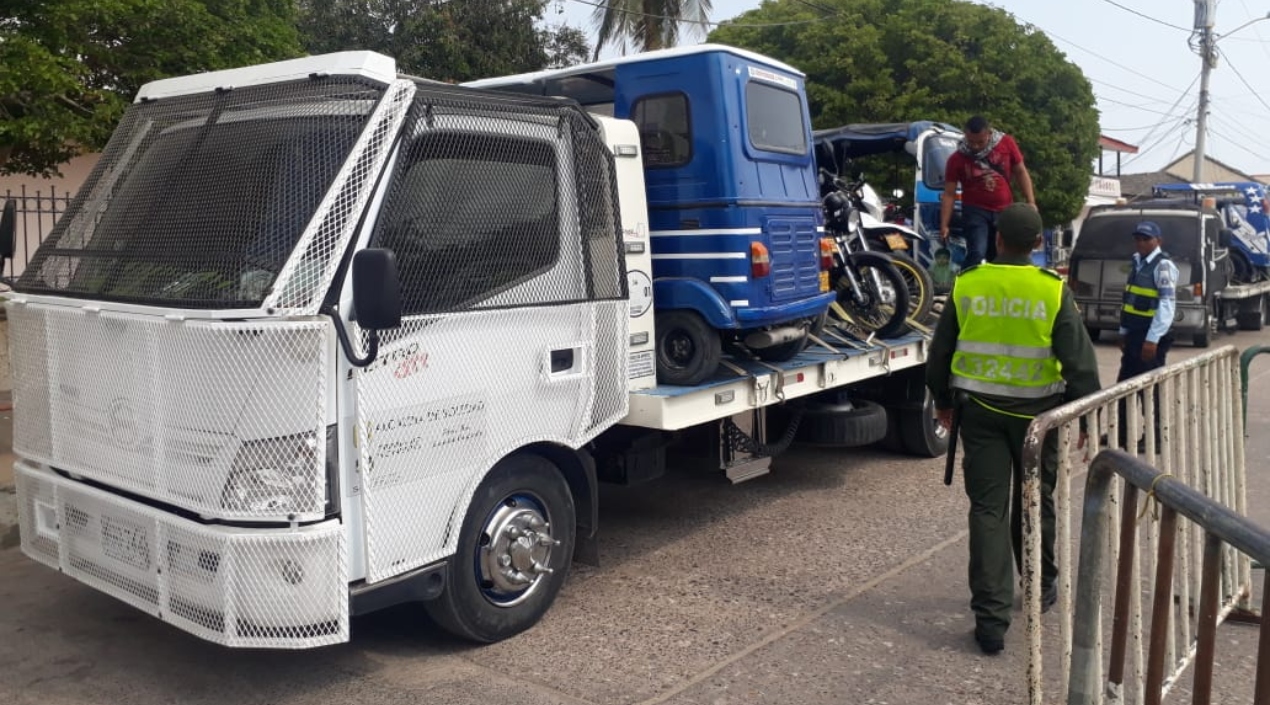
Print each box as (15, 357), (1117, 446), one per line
(939, 116), (1037, 269)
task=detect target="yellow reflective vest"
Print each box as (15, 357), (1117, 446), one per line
(950, 263), (1066, 399)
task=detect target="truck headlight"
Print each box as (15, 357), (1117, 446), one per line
(223, 432), (323, 515)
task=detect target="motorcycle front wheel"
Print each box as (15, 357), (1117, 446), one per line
(833, 251), (910, 339)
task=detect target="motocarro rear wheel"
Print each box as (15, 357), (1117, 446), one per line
(655, 309), (722, 385)
(425, 454), (575, 643)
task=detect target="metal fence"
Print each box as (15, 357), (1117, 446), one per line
(1069, 450), (1269, 705)
(2, 185), (73, 280)
(1019, 346), (1252, 704)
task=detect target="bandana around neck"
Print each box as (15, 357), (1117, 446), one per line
(958, 129), (1004, 161)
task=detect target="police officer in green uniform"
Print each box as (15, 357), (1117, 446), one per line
(926, 203), (1101, 655)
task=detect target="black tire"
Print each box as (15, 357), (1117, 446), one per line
(1085, 326), (1101, 342)
(884, 249), (935, 325)
(795, 396), (888, 447)
(424, 454), (576, 643)
(835, 252), (911, 339)
(655, 309), (722, 386)
(899, 390), (950, 458)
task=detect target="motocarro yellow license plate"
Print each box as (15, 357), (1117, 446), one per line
(884, 233), (908, 250)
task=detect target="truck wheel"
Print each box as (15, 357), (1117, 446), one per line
(424, 454), (575, 643)
(795, 396), (888, 447)
(655, 310), (722, 386)
(899, 391), (950, 458)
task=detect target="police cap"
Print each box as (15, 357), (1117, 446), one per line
(1132, 221), (1162, 240)
(997, 203), (1043, 249)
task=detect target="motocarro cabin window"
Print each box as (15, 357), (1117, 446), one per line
(744, 81), (806, 155)
(372, 132), (560, 315)
(631, 93), (691, 168)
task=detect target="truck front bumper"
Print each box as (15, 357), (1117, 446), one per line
(15, 462), (348, 648)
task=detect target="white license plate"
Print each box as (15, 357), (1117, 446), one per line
(101, 516), (151, 571)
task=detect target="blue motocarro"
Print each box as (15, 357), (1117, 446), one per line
(467, 45), (836, 385)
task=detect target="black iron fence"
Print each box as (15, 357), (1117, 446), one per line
(2, 185), (74, 280)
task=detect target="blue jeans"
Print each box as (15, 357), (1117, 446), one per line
(961, 205), (1000, 269)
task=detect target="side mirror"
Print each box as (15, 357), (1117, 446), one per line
(0, 199), (16, 261)
(352, 248), (402, 330)
(1218, 228), (1234, 248)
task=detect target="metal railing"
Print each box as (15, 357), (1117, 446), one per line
(2, 185), (72, 280)
(1069, 450), (1269, 705)
(1020, 346), (1252, 704)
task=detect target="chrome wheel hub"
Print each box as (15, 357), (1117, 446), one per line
(478, 496), (559, 607)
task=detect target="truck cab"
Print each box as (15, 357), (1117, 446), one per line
(9, 51), (641, 647)
(467, 45), (836, 386)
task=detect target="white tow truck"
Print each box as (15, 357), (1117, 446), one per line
(5, 51), (942, 648)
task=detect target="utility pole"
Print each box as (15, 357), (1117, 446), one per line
(1192, 0), (1216, 183)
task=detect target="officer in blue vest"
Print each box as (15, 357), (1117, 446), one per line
(1116, 220), (1179, 453)
(1118, 220), (1179, 380)
(927, 204), (1102, 655)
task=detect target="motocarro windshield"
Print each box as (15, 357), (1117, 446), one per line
(16, 77), (384, 308)
(922, 134), (958, 191)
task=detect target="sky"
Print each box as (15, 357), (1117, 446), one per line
(548, 0), (1270, 177)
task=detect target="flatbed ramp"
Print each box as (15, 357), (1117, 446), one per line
(623, 329), (928, 431)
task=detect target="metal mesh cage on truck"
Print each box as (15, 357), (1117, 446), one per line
(368, 84), (626, 316)
(15, 76), (390, 309)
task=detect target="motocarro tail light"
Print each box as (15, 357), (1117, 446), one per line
(750, 242), (771, 278)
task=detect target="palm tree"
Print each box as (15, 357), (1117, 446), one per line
(590, 0), (713, 59)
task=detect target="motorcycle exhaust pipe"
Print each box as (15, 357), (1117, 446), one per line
(744, 325), (806, 349)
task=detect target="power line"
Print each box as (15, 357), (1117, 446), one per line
(1098, 94), (1192, 117)
(1122, 106), (1196, 167)
(1089, 76), (1183, 104)
(1208, 127), (1270, 164)
(1217, 46), (1270, 115)
(1099, 0), (1190, 32)
(566, 0), (827, 28)
(1039, 28), (1192, 96)
(1101, 123), (1166, 132)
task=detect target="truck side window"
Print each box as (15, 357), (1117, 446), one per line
(631, 93), (691, 168)
(744, 82), (806, 156)
(373, 132), (561, 315)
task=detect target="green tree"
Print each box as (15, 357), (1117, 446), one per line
(296, 0), (589, 82)
(0, 0), (303, 177)
(591, 0), (713, 59)
(710, 0), (1100, 225)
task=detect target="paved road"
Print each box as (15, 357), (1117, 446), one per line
(1, 328), (1267, 705)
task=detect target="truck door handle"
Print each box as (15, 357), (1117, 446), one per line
(550, 348), (575, 373)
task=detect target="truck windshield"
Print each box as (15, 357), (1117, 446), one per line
(1075, 215), (1203, 261)
(16, 77), (384, 308)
